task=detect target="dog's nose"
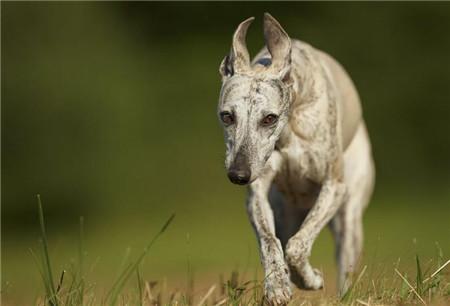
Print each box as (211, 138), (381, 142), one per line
(227, 170), (251, 185)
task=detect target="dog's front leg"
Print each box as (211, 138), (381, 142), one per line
(247, 153), (292, 305)
(285, 178), (346, 290)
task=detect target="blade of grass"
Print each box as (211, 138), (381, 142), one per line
(37, 194), (58, 306)
(399, 271), (410, 299)
(186, 233), (195, 305)
(56, 270), (66, 293)
(423, 259), (450, 283)
(341, 265), (367, 303)
(213, 298), (228, 306)
(356, 299), (369, 306)
(107, 262), (134, 297)
(29, 248), (53, 302)
(117, 247), (132, 278)
(395, 268), (427, 305)
(136, 267), (143, 306)
(197, 285), (216, 306)
(64, 269), (78, 306)
(416, 254), (424, 295)
(77, 216), (85, 305)
(107, 213), (175, 306)
(104, 247), (134, 299)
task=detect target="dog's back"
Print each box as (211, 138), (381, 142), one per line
(316, 47), (362, 150)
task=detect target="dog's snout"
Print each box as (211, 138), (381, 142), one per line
(228, 169), (251, 185)
(228, 149), (251, 185)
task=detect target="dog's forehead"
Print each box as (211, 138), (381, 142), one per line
(220, 76), (283, 106)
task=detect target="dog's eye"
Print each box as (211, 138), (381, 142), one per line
(220, 112), (234, 126)
(261, 114), (278, 126)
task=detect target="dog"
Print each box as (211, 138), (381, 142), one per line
(217, 13), (375, 304)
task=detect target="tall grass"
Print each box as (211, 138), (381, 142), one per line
(339, 245), (449, 306)
(31, 195), (449, 305)
(33, 195), (175, 306)
(31, 194), (58, 306)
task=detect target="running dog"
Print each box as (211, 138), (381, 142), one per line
(217, 13), (375, 304)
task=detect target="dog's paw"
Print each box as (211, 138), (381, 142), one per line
(289, 265), (323, 291)
(301, 267), (323, 290)
(285, 238), (323, 291)
(264, 278), (292, 305)
(263, 264), (292, 305)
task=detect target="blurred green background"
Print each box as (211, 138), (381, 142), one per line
(2, 2), (450, 304)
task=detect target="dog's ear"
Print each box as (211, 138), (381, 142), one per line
(220, 17), (254, 78)
(263, 13), (292, 83)
(219, 54), (233, 79)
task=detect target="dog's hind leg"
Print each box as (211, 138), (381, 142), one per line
(331, 122), (375, 295)
(329, 202), (364, 295)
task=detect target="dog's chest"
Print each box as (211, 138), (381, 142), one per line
(273, 142), (326, 208)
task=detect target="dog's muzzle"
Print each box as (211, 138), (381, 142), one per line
(227, 149), (251, 185)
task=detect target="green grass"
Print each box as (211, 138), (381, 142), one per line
(33, 196), (176, 306)
(9, 197), (449, 305)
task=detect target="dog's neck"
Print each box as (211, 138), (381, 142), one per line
(276, 48), (331, 149)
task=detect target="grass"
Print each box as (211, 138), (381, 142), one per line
(33, 195), (176, 306)
(9, 197), (450, 305)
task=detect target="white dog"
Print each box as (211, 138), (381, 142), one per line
(217, 13), (375, 304)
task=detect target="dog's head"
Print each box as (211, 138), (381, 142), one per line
(217, 13), (293, 185)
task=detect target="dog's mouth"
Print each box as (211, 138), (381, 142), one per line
(230, 180), (249, 186)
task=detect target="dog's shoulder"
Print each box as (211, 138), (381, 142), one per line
(289, 39), (363, 151)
